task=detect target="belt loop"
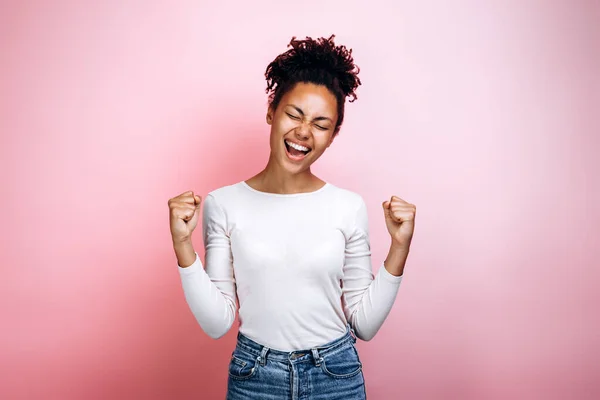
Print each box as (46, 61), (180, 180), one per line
(311, 348), (323, 366)
(257, 346), (269, 366)
(348, 324), (357, 343)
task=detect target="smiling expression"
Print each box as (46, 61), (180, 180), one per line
(266, 82), (339, 170)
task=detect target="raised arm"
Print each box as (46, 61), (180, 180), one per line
(172, 193), (237, 339)
(341, 196), (404, 341)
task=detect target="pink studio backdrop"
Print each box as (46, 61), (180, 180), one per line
(1, 1), (598, 399)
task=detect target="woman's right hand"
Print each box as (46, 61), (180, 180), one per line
(168, 190), (203, 243)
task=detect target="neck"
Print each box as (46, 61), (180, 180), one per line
(251, 158), (321, 194)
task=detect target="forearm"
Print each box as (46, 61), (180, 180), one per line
(173, 239), (196, 268)
(345, 244), (406, 341)
(383, 243), (409, 277)
(179, 263), (236, 339)
(348, 264), (403, 341)
(174, 240), (236, 338)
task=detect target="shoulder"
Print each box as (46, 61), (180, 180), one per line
(326, 182), (366, 211)
(201, 181), (245, 214)
(205, 180), (247, 202)
(206, 181), (239, 199)
(326, 183), (370, 233)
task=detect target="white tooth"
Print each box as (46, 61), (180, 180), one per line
(285, 140), (309, 151)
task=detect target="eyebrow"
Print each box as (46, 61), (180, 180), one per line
(286, 104), (332, 122)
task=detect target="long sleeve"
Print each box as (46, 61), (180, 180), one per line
(177, 193), (237, 339)
(341, 196), (404, 341)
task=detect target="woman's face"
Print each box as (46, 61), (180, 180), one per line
(266, 82), (338, 173)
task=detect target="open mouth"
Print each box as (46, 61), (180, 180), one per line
(284, 139), (312, 159)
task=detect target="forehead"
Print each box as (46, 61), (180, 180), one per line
(281, 82), (337, 115)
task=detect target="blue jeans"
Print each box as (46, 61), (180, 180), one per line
(226, 324), (367, 399)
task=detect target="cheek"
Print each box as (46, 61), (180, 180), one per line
(277, 119), (297, 132)
(273, 114), (299, 130)
(315, 134), (333, 149)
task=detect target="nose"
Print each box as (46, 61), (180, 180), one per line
(295, 121), (311, 140)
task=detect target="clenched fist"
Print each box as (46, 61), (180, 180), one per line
(168, 190), (203, 243)
(382, 195), (416, 250)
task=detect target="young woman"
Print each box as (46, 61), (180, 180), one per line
(168, 35), (416, 400)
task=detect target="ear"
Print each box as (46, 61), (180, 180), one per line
(266, 106), (274, 125)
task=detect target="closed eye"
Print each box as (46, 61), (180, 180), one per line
(287, 113), (328, 130)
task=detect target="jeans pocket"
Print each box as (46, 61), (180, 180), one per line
(320, 344), (363, 379)
(228, 348), (259, 381)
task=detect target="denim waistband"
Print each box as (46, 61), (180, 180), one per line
(235, 324), (357, 365)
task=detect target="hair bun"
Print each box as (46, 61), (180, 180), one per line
(265, 34), (361, 103)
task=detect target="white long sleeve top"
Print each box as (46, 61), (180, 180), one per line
(177, 180), (403, 351)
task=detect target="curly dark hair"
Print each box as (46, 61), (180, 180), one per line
(264, 34), (362, 136)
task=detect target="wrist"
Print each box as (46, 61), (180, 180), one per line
(384, 243), (409, 276)
(389, 241), (410, 254)
(172, 236), (193, 246)
(173, 240), (196, 268)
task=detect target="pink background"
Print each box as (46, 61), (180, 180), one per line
(1, 1), (598, 399)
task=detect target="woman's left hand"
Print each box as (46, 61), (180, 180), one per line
(382, 196), (416, 249)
